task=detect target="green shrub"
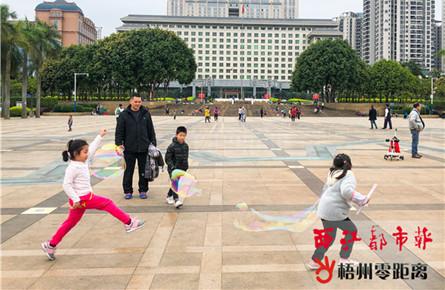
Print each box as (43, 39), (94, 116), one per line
(41, 96), (58, 109)
(9, 106), (30, 116)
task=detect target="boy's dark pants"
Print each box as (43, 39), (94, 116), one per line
(311, 218), (357, 261)
(167, 172), (179, 200)
(123, 152), (148, 194)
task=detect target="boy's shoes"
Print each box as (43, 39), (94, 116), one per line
(166, 196), (175, 205)
(338, 258), (359, 266)
(139, 192), (147, 199)
(125, 217), (146, 233)
(308, 259), (320, 270)
(41, 241), (57, 261)
(175, 200), (183, 208)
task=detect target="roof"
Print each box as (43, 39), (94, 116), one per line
(118, 14), (338, 29)
(35, 0), (83, 15)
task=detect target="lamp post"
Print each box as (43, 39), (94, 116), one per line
(430, 77), (435, 115)
(74, 73), (89, 112)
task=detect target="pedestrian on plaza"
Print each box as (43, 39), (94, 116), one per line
(242, 106), (247, 122)
(67, 115), (73, 131)
(260, 107), (264, 118)
(205, 107), (211, 123)
(115, 104), (124, 121)
(214, 107), (219, 121)
(115, 93), (157, 200)
(297, 107), (301, 119)
(173, 109), (176, 120)
(238, 107), (243, 121)
(291, 106), (296, 122)
(382, 104), (392, 129)
(409, 103), (424, 159)
(41, 130), (146, 261)
(308, 153), (370, 270)
(165, 126), (189, 209)
(368, 105), (378, 129)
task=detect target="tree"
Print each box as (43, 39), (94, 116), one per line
(1, 4), (17, 119)
(401, 60), (424, 78)
(367, 59), (418, 103)
(290, 39), (366, 102)
(28, 19), (61, 118)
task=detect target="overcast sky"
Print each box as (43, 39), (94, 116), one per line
(4, 0), (443, 37)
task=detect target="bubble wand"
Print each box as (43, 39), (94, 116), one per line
(356, 184), (378, 215)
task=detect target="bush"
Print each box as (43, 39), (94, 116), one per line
(286, 98), (312, 103)
(9, 106), (30, 117)
(41, 96), (58, 109)
(53, 104), (91, 112)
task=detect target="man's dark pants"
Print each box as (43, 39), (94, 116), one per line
(123, 152), (148, 194)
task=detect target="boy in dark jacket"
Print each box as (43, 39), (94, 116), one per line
(165, 126), (189, 208)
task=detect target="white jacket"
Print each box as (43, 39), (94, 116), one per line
(62, 135), (102, 202)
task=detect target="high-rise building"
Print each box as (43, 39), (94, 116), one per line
(432, 20), (442, 70)
(168, 0), (299, 19)
(35, 0), (97, 46)
(442, 2), (445, 71)
(361, 0), (435, 71)
(335, 12), (362, 58)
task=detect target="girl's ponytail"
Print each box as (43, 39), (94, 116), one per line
(329, 153), (352, 180)
(62, 150), (70, 162)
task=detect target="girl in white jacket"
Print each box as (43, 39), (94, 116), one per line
(308, 154), (370, 269)
(41, 129), (145, 261)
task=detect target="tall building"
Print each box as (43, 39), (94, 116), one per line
(443, 2), (445, 71)
(35, 0), (97, 46)
(361, 0), (435, 71)
(335, 12), (362, 58)
(168, 0), (299, 19)
(432, 20), (442, 70)
(117, 15), (337, 82)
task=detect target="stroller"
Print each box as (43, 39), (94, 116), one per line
(384, 129), (404, 161)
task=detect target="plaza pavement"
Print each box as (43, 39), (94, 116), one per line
(1, 115), (444, 289)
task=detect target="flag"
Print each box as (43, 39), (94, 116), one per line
(242, 5), (245, 14)
(230, 68), (233, 71)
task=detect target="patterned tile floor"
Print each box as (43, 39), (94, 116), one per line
(1, 115), (444, 289)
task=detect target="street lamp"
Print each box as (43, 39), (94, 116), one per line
(74, 73), (89, 112)
(430, 77), (435, 115)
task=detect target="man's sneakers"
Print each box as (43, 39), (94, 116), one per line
(166, 196), (175, 205)
(139, 192), (148, 199)
(125, 217), (146, 233)
(338, 257), (360, 266)
(412, 154), (422, 158)
(124, 193), (132, 199)
(41, 241), (57, 261)
(175, 200), (183, 208)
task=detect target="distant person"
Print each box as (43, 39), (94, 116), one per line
(382, 104), (392, 129)
(297, 107), (301, 119)
(173, 109), (176, 120)
(67, 115), (73, 132)
(404, 112), (408, 119)
(291, 106), (296, 122)
(238, 107), (243, 121)
(409, 103), (424, 159)
(368, 105), (377, 129)
(242, 107), (247, 122)
(214, 107), (219, 121)
(115, 104), (124, 121)
(205, 107), (211, 123)
(260, 107), (264, 118)
(283, 108), (286, 118)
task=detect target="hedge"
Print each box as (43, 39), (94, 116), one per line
(53, 104), (91, 112)
(9, 106), (30, 117)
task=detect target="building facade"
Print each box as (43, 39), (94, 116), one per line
(361, 0), (436, 71)
(443, 2), (445, 71)
(335, 12), (362, 58)
(168, 0), (299, 19)
(35, 0), (97, 47)
(432, 20), (442, 70)
(117, 15), (337, 82)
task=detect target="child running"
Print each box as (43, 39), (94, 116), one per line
(308, 153), (370, 269)
(165, 126), (189, 208)
(41, 129), (145, 261)
(67, 115), (73, 131)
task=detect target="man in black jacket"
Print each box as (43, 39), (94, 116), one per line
(369, 105), (378, 129)
(115, 94), (156, 199)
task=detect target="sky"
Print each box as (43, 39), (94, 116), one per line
(4, 0), (443, 37)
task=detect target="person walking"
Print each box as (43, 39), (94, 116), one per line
(260, 107), (264, 118)
(115, 93), (157, 200)
(382, 104), (392, 129)
(409, 103), (424, 158)
(67, 115), (73, 131)
(115, 104), (124, 121)
(214, 107), (219, 121)
(368, 105), (377, 129)
(205, 107), (211, 123)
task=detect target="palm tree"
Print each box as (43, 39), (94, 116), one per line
(15, 19), (36, 118)
(28, 19), (61, 118)
(437, 49), (445, 57)
(1, 4), (17, 119)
